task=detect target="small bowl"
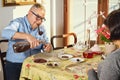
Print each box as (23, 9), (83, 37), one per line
(34, 58), (47, 63)
(46, 61), (60, 68)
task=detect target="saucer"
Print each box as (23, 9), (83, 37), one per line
(70, 57), (85, 63)
(58, 54), (73, 60)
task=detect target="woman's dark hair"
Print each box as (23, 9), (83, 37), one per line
(104, 9), (120, 41)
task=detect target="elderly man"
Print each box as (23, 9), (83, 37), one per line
(2, 3), (52, 80)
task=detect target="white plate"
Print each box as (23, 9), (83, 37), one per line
(70, 57), (85, 62)
(58, 54), (73, 60)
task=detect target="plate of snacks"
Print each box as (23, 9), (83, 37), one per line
(34, 58), (47, 63)
(46, 61), (60, 68)
(70, 57), (85, 63)
(58, 54), (73, 60)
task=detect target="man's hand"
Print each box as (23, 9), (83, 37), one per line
(26, 34), (40, 48)
(43, 43), (53, 53)
(12, 32), (40, 48)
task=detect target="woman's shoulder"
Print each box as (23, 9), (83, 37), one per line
(106, 49), (120, 62)
(109, 49), (120, 57)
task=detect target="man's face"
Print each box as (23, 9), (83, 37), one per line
(29, 8), (45, 29)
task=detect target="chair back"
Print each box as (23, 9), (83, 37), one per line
(51, 33), (77, 50)
(0, 39), (8, 80)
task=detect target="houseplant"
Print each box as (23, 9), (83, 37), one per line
(96, 24), (116, 55)
(96, 24), (111, 43)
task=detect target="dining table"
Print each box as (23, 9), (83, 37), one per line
(19, 45), (104, 80)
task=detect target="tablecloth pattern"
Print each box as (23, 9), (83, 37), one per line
(20, 47), (103, 80)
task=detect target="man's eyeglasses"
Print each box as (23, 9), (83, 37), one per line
(31, 11), (46, 22)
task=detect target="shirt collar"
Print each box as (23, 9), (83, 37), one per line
(24, 15), (32, 30)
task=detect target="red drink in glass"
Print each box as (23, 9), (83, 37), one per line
(83, 50), (93, 58)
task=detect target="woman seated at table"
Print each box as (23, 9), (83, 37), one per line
(88, 9), (120, 80)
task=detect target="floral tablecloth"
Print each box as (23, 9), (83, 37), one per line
(20, 47), (103, 80)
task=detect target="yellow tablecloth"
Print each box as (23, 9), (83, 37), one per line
(20, 47), (103, 80)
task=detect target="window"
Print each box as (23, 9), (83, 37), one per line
(64, 0), (98, 43)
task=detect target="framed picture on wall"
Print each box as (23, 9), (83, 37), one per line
(3, 0), (36, 7)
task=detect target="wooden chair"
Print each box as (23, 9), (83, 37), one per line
(0, 39), (8, 80)
(51, 33), (77, 50)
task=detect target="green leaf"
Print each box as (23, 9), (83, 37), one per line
(100, 34), (111, 42)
